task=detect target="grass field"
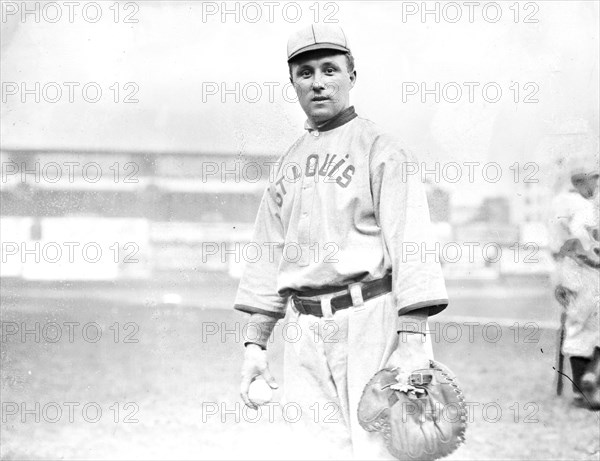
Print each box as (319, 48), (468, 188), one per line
(1, 285), (599, 460)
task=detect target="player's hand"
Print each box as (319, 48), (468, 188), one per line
(240, 343), (278, 409)
(386, 332), (430, 387)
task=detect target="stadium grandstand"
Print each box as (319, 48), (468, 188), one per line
(1, 148), (275, 282)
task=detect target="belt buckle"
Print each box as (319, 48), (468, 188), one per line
(290, 293), (301, 313)
(291, 293), (309, 315)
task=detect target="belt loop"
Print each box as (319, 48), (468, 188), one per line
(321, 294), (334, 318)
(349, 282), (364, 307)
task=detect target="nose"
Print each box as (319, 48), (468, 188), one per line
(312, 80), (325, 91)
(312, 69), (326, 91)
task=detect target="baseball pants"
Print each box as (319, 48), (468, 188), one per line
(556, 257), (600, 358)
(280, 290), (434, 460)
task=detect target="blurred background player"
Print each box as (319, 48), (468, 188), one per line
(549, 151), (600, 408)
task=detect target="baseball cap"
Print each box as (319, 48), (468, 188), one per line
(568, 152), (600, 178)
(287, 24), (351, 62)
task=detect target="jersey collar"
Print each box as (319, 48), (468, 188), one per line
(304, 106), (357, 133)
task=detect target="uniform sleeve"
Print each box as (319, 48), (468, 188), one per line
(233, 184), (288, 319)
(370, 137), (448, 316)
(243, 313), (278, 349)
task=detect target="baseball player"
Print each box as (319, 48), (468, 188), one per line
(234, 25), (448, 459)
(550, 155), (600, 408)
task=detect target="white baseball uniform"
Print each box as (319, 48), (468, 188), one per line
(550, 189), (600, 358)
(234, 106), (448, 459)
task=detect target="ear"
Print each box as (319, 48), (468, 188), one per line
(349, 70), (357, 90)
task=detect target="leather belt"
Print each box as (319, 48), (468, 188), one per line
(290, 274), (392, 317)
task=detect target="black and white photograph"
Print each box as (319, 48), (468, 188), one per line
(1, 1), (599, 459)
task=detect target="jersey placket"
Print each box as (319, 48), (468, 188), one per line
(296, 131), (321, 267)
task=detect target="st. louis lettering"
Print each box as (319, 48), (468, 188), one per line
(274, 153), (356, 206)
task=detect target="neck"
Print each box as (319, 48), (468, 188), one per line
(307, 106), (357, 132)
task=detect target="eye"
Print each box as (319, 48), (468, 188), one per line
(300, 69), (312, 78)
(325, 67), (336, 74)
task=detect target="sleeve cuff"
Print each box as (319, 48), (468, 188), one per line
(398, 299), (448, 317)
(234, 303), (286, 320)
(242, 313), (278, 350)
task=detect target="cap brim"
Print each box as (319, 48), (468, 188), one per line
(288, 43), (350, 62)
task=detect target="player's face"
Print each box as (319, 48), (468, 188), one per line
(290, 51), (356, 126)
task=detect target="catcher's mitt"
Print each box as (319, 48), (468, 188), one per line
(357, 360), (467, 461)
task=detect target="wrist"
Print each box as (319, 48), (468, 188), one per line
(397, 307), (429, 335)
(397, 330), (428, 347)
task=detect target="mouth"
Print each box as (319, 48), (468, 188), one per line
(312, 96), (329, 102)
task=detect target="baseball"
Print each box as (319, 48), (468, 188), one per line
(248, 378), (273, 405)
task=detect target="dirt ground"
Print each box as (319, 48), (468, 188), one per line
(1, 289), (599, 460)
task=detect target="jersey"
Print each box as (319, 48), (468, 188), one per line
(234, 106), (448, 320)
